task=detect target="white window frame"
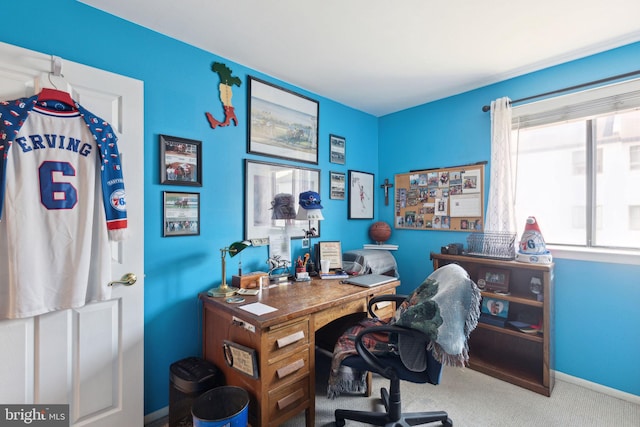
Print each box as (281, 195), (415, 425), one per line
(512, 78), (640, 265)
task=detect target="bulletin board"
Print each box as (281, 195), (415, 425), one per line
(394, 162), (486, 232)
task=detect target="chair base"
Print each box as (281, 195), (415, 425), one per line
(335, 385), (452, 427)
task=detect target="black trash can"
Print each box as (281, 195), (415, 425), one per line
(169, 357), (223, 427)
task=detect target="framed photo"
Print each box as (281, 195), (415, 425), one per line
(348, 170), (374, 219)
(223, 340), (259, 379)
(247, 76), (319, 164)
(245, 160), (320, 242)
(163, 191), (200, 237)
(159, 134), (202, 186)
(315, 241), (343, 270)
(329, 134), (346, 164)
(481, 297), (510, 318)
(329, 171), (346, 200)
(477, 267), (511, 293)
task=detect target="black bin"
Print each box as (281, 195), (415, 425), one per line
(169, 357), (223, 427)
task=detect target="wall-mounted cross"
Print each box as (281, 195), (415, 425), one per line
(380, 178), (394, 206)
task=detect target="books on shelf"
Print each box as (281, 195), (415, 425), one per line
(508, 320), (542, 334)
(479, 313), (508, 328)
(363, 244), (398, 251)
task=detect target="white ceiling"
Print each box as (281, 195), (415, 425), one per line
(80, 0), (640, 117)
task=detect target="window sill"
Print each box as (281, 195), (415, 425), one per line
(547, 245), (640, 266)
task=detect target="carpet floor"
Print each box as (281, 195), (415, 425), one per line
(148, 352), (639, 426)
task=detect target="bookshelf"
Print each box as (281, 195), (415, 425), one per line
(430, 252), (554, 396)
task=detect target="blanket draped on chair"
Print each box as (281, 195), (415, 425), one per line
(328, 263), (481, 398)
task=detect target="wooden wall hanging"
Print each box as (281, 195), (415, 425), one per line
(394, 162), (486, 232)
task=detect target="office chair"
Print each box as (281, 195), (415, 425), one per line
(334, 294), (453, 427)
(333, 263), (480, 427)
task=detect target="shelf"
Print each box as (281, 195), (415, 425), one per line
(469, 355), (550, 396)
(480, 291), (543, 308)
(431, 251), (554, 396)
(477, 322), (543, 343)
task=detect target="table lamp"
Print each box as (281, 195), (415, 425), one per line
(296, 191), (324, 273)
(208, 240), (252, 297)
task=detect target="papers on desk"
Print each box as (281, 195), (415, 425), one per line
(239, 302), (278, 316)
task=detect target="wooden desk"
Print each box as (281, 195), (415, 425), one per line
(200, 277), (399, 427)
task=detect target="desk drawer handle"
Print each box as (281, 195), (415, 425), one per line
(276, 331), (305, 349)
(374, 301), (392, 310)
(277, 388), (304, 410)
(277, 359), (305, 379)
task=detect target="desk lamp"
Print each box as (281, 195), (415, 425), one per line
(296, 191), (324, 273)
(208, 240), (252, 297)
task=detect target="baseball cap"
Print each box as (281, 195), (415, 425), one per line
(271, 193), (296, 219)
(298, 191), (323, 209)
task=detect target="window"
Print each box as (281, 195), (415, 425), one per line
(512, 79), (640, 250)
(631, 145), (640, 170)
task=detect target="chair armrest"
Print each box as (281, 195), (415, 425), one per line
(354, 324), (428, 380)
(367, 294), (407, 318)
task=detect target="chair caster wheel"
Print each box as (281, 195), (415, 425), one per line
(335, 419), (346, 427)
(443, 418), (453, 427)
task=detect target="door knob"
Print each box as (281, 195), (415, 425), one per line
(108, 273), (137, 287)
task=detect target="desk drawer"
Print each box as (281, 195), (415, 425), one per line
(266, 319), (309, 363)
(265, 348), (310, 389)
(314, 299), (367, 330)
(369, 289), (397, 320)
(267, 376), (310, 424)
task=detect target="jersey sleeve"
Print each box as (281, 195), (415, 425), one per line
(77, 104), (128, 241)
(0, 96), (37, 221)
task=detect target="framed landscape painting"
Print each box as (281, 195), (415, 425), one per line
(248, 76), (319, 164)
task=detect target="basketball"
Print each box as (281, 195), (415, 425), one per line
(369, 221), (391, 243)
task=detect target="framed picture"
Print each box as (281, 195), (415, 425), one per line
(315, 241), (343, 270)
(159, 134), (202, 186)
(163, 191), (200, 236)
(245, 160), (320, 242)
(247, 76), (319, 164)
(348, 170), (374, 219)
(329, 134), (346, 164)
(329, 171), (346, 200)
(477, 267), (511, 293)
(481, 297), (510, 318)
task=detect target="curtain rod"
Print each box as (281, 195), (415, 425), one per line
(481, 69), (640, 112)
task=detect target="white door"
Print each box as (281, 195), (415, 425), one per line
(0, 42), (144, 426)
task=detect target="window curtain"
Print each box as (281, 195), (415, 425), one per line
(485, 97), (516, 233)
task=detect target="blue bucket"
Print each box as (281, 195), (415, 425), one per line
(192, 386), (249, 427)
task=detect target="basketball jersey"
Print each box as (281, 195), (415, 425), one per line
(0, 95), (128, 319)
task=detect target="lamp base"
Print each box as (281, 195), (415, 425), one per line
(207, 285), (239, 297)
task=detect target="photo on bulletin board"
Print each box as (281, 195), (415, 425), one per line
(348, 170), (374, 219)
(394, 162), (486, 231)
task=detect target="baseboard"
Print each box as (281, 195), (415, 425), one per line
(144, 406), (168, 425)
(555, 371), (640, 405)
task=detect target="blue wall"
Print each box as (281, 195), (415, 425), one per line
(379, 43), (640, 397)
(1, 0), (638, 416)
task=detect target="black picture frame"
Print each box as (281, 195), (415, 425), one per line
(348, 170), (374, 219)
(329, 171), (346, 200)
(247, 76), (319, 164)
(162, 191), (200, 237)
(159, 134), (202, 186)
(329, 134), (346, 164)
(477, 267), (511, 293)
